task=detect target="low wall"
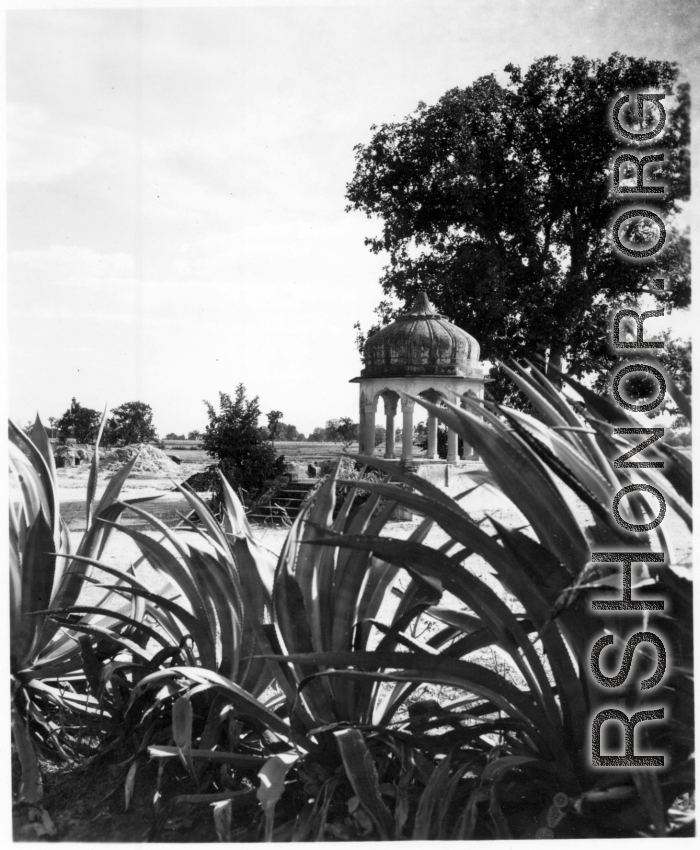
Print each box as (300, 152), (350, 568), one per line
(393, 459), (502, 519)
(61, 493), (193, 531)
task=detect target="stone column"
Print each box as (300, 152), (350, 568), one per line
(460, 396), (474, 459)
(363, 403), (377, 456)
(384, 398), (397, 459)
(426, 410), (438, 460)
(446, 427), (458, 463)
(358, 403), (366, 454)
(401, 398), (415, 462)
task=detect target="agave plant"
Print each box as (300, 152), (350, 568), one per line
(54, 472), (306, 823)
(9, 415), (161, 802)
(259, 360), (693, 839)
(15, 358), (690, 840)
(94, 462), (475, 838)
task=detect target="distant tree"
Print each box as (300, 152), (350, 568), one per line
(55, 398), (101, 444)
(165, 432), (186, 440)
(347, 53), (690, 405)
(104, 401), (158, 446)
(337, 417), (359, 443)
(374, 425), (386, 447)
(267, 410), (284, 448)
(203, 384), (284, 506)
(277, 423), (305, 441)
(187, 430), (203, 440)
(307, 427), (328, 442)
(325, 419), (341, 442)
(414, 421), (428, 441)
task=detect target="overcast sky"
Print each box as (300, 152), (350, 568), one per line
(6, 0), (697, 436)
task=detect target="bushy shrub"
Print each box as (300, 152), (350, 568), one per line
(416, 422), (464, 458)
(202, 385), (285, 507)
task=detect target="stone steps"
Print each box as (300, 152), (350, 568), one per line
(247, 480), (318, 525)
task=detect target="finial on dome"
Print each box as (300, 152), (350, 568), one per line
(406, 291), (438, 316)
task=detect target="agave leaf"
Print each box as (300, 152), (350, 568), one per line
(10, 420), (56, 535)
(9, 440), (48, 538)
(335, 728), (394, 840)
(217, 470), (254, 538)
(655, 442), (692, 505)
(45, 605), (172, 652)
(489, 519), (589, 750)
(173, 483), (230, 558)
(257, 753), (299, 840)
(131, 666), (319, 755)
(17, 511), (56, 668)
(172, 696), (194, 774)
(351, 452), (469, 515)
(272, 546), (336, 724)
(515, 362), (624, 489)
(413, 394), (590, 573)
(48, 495), (160, 626)
(85, 405), (108, 528)
(55, 555), (215, 664)
(124, 761), (138, 811)
(499, 362), (571, 430)
(336, 479), (514, 579)
(412, 753), (454, 840)
(278, 651), (560, 762)
(24, 677), (100, 712)
(11, 704), (43, 804)
(91, 455), (140, 521)
(498, 408), (635, 547)
(45, 616), (155, 662)
(149, 745), (265, 766)
(331, 496), (396, 654)
(314, 531), (561, 726)
(289, 474), (337, 652)
(229, 535), (273, 620)
(500, 405), (615, 505)
(359, 507), (431, 632)
(187, 545), (241, 679)
(97, 521), (216, 665)
(29, 414), (60, 538)
(25, 653), (94, 682)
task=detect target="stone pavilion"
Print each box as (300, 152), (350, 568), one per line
(351, 292), (485, 465)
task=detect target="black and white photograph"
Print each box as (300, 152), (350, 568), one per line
(6, 0), (696, 841)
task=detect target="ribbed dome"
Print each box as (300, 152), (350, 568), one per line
(361, 293), (480, 378)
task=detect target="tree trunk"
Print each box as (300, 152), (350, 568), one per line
(546, 348), (564, 387)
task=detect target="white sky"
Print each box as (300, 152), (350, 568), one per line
(5, 0), (698, 436)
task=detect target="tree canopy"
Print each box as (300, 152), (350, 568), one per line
(105, 401), (159, 446)
(202, 385), (284, 504)
(346, 53), (690, 403)
(55, 399), (101, 444)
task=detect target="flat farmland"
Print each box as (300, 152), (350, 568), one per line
(165, 441), (428, 464)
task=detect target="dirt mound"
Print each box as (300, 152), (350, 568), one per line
(98, 444), (182, 478)
(54, 445), (93, 468)
(182, 466), (217, 492)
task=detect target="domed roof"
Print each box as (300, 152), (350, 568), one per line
(361, 292), (480, 379)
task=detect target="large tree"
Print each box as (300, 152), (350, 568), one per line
(105, 401), (159, 446)
(346, 53), (690, 403)
(55, 398), (101, 444)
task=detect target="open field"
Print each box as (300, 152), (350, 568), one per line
(70, 476), (692, 613)
(165, 441), (434, 464)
